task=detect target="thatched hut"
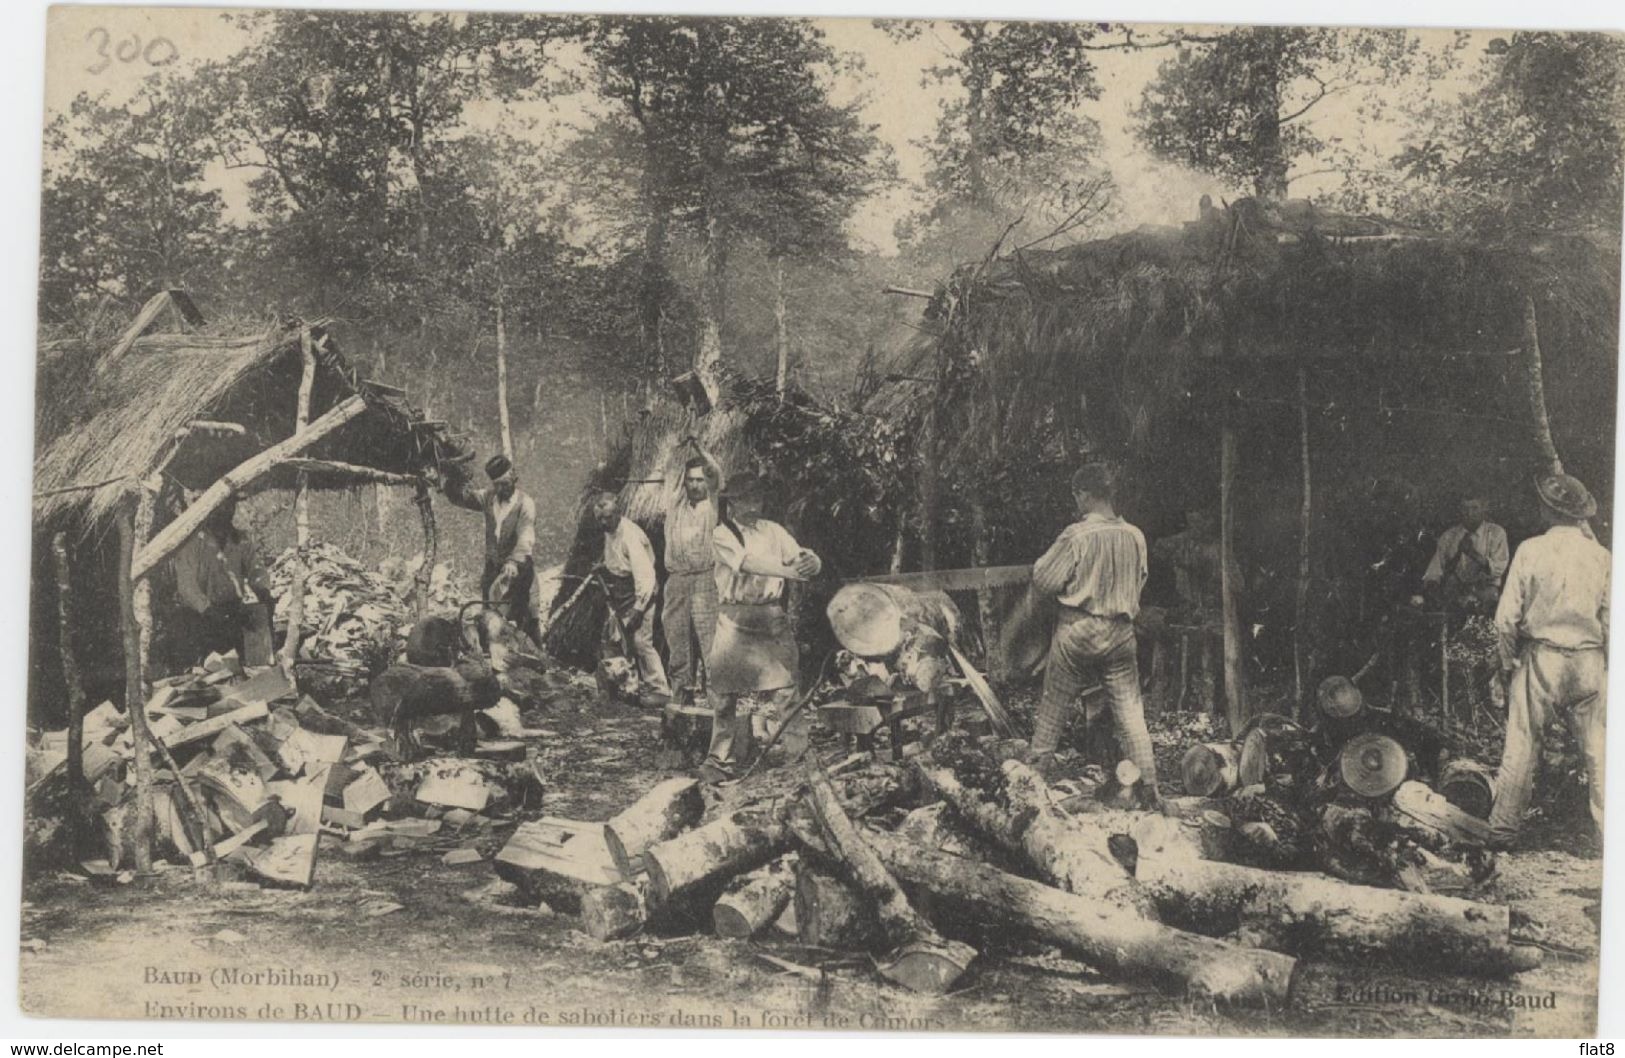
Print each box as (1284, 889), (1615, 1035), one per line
(882, 197), (1619, 720)
(30, 292), (475, 720)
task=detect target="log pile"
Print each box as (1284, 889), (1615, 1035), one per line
(501, 725), (1540, 1007)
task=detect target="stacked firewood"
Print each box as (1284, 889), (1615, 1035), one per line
(495, 728), (1540, 1005)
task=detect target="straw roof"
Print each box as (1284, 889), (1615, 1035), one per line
(33, 302), (472, 532)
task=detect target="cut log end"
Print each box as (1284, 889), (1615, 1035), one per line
(581, 882), (647, 941)
(876, 938), (976, 994)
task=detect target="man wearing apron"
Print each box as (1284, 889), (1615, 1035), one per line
(698, 471), (822, 784)
(592, 491), (672, 707)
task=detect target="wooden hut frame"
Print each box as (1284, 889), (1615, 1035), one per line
(32, 293), (476, 846)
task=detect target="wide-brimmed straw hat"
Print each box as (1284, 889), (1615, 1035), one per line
(1535, 473), (1596, 520)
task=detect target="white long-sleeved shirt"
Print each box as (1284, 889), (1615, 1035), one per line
(1494, 524), (1611, 668)
(602, 516), (658, 601)
(712, 519), (817, 606)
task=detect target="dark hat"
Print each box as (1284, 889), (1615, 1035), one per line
(485, 454), (514, 481)
(1535, 473), (1596, 520)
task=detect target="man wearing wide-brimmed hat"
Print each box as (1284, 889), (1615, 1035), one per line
(444, 454), (541, 646)
(1487, 472), (1609, 845)
(697, 469), (821, 784)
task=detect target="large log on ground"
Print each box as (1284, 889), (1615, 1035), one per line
(803, 765), (975, 993)
(918, 756), (1153, 916)
(581, 878), (653, 941)
(866, 831), (1296, 1006)
(1180, 741), (1240, 798)
(713, 855), (797, 938)
(604, 777), (704, 876)
(1129, 822), (1534, 975)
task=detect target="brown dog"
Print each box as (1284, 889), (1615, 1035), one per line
(369, 660), (503, 760)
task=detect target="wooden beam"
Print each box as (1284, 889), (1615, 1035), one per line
(116, 501), (155, 872)
(1220, 424), (1247, 732)
(100, 291), (175, 373)
(273, 458), (422, 487)
(132, 395), (368, 582)
(852, 565), (1033, 593)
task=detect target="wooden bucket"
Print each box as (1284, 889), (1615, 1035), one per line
(1438, 758), (1497, 819)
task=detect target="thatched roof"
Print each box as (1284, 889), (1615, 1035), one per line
(33, 303), (473, 532)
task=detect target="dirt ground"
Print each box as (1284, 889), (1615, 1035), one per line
(17, 689), (1605, 1038)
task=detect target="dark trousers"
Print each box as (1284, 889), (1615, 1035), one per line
(171, 601), (272, 669)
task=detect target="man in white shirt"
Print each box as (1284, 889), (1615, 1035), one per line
(1487, 473), (1609, 845)
(662, 438), (724, 705)
(698, 471), (821, 783)
(592, 491), (671, 706)
(1423, 495), (1510, 612)
(443, 454), (541, 646)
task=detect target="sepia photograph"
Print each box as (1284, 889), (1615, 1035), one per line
(17, 2), (1623, 1039)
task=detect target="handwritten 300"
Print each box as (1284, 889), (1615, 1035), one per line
(85, 27), (179, 75)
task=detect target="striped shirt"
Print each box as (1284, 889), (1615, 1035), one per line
(1032, 512), (1148, 619)
(1494, 525), (1611, 667)
(664, 495), (719, 574)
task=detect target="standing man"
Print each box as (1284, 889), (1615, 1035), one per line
(1424, 494), (1510, 612)
(443, 455), (541, 646)
(169, 495), (274, 668)
(698, 472), (821, 784)
(592, 491), (671, 707)
(1030, 464), (1160, 804)
(662, 438), (724, 706)
(1487, 473), (1609, 846)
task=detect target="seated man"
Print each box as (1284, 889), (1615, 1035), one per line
(1423, 494), (1509, 613)
(169, 495), (274, 668)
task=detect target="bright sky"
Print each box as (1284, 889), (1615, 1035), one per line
(43, 6), (1494, 254)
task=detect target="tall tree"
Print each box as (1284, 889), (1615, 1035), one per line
(39, 74), (226, 323)
(582, 17), (891, 393)
(1137, 27), (1420, 199)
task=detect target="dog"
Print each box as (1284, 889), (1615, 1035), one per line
(369, 660), (504, 761)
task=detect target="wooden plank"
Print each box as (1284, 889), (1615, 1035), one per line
(160, 702), (270, 750)
(851, 565), (1032, 593)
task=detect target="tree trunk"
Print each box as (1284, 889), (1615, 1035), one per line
(1220, 424), (1247, 731)
(694, 212), (727, 403)
(643, 810), (789, 908)
(131, 488), (155, 699)
(794, 862), (875, 948)
(133, 396), (368, 582)
(919, 405), (938, 571)
(52, 533), (87, 813)
(413, 481), (437, 622)
(803, 765), (975, 993)
(116, 501), (155, 873)
(713, 854), (797, 939)
(603, 777), (705, 876)
(773, 256), (789, 399)
(294, 329), (316, 547)
(639, 211), (670, 379)
(917, 761), (1153, 917)
(867, 831), (1296, 1005)
(1294, 366), (1311, 707)
(1130, 823), (1531, 975)
(1520, 295), (1564, 477)
(496, 291), (514, 461)
(970, 500), (1005, 680)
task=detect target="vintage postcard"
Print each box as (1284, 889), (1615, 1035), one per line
(21, 3), (1620, 1038)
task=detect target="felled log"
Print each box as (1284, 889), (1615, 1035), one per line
(604, 777), (704, 876)
(1129, 821), (1535, 975)
(1180, 741), (1241, 798)
(713, 855), (797, 939)
(866, 831), (1296, 1005)
(803, 765), (976, 993)
(1237, 714), (1318, 793)
(1338, 733), (1409, 798)
(794, 862), (876, 948)
(1438, 759), (1496, 818)
(581, 878), (653, 941)
(917, 757), (1153, 916)
(644, 809), (789, 907)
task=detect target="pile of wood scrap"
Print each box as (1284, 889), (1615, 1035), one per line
(25, 653), (544, 888)
(1175, 688), (1496, 892)
(268, 542), (421, 697)
(490, 731), (1542, 1005)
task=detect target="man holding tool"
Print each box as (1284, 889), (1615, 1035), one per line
(662, 436), (725, 706)
(592, 490), (671, 707)
(442, 454), (541, 646)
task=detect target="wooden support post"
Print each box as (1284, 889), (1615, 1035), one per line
(116, 501), (155, 873)
(133, 395), (368, 582)
(52, 533), (87, 811)
(1294, 366), (1312, 713)
(1219, 423), (1247, 732)
(413, 480), (437, 622)
(294, 329), (316, 547)
(773, 257), (789, 399)
(131, 486), (156, 696)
